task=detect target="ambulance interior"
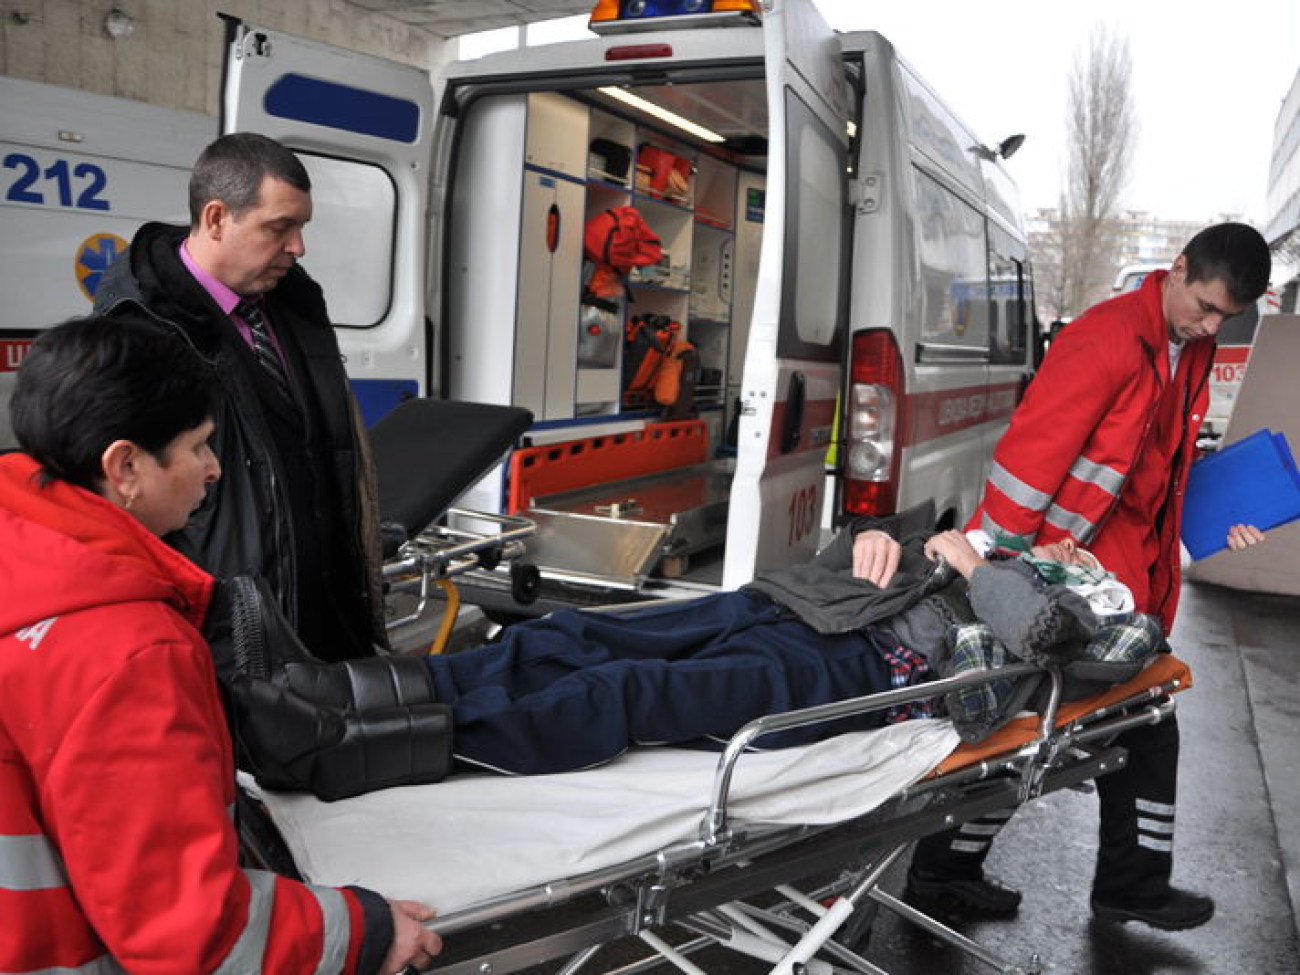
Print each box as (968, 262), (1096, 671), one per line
(443, 65), (847, 594)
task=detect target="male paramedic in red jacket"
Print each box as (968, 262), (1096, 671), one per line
(905, 222), (1272, 930)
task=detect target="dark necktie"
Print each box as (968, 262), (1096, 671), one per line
(236, 299), (290, 392)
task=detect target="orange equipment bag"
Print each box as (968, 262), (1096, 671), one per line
(623, 315), (698, 418)
(583, 207), (662, 274)
(637, 144), (693, 199)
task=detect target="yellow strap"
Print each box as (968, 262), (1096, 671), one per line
(427, 578), (461, 655)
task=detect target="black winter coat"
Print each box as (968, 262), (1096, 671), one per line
(95, 222), (385, 667)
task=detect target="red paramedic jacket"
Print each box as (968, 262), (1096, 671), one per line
(0, 453), (391, 974)
(968, 270), (1213, 633)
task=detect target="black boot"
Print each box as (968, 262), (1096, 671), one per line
(907, 808), (1021, 918)
(905, 866), (1023, 918)
(1092, 720), (1184, 907)
(1091, 887), (1215, 930)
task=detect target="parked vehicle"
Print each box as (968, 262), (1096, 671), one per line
(2, 0), (1040, 605)
(1111, 262), (1166, 295)
(0, 77), (213, 447)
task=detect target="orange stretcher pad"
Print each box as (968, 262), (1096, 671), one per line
(932, 652), (1192, 777)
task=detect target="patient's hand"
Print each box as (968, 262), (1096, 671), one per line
(1226, 524), (1264, 551)
(383, 899), (442, 974)
(852, 529), (902, 587)
(923, 530), (986, 580)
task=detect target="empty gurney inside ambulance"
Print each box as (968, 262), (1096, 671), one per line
(227, 420), (1191, 974)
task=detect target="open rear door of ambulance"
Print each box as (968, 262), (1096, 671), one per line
(220, 17), (434, 423)
(722, 0), (851, 588)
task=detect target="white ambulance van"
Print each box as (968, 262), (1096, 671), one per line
(0, 77), (212, 447)
(1200, 287), (1282, 447)
(2, 0), (1039, 604)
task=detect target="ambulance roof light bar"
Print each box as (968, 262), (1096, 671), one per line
(589, 0), (763, 37)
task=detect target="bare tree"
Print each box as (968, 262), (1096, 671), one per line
(1059, 25), (1136, 316)
(1030, 211), (1069, 324)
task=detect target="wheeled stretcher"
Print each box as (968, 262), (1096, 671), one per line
(237, 397), (1189, 973)
(244, 652), (1189, 975)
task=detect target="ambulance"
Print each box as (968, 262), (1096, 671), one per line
(1200, 284), (1280, 447)
(1, 0), (1040, 604)
(0, 78), (214, 451)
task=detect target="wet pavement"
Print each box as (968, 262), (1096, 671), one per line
(855, 576), (1300, 973)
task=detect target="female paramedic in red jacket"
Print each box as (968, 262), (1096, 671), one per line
(906, 222), (1272, 932)
(0, 315), (442, 974)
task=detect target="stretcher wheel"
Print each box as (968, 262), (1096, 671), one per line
(477, 545), (501, 572)
(511, 562), (541, 604)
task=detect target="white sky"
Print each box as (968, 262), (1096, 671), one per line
(813, 0), (1300, 223)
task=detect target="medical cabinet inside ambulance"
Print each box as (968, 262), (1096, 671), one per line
(439, 0), (851, 600)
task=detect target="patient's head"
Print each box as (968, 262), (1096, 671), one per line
(1030, 539), (1101, 570)
(11, 314), (221, 534)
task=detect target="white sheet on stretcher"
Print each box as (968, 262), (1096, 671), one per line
(248, 718), (960, 914)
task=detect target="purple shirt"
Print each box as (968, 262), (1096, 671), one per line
(178, 240), (288, 367)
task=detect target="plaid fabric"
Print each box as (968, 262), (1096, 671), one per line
(1079, 611), (1167, 661)
(945, 611), (1163, 728)
(1019, 551), (1114, 588)
(946, 623), (1018, 728)
(878, 640), (937, 723)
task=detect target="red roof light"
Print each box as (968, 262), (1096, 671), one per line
(604, 43), (675, 61)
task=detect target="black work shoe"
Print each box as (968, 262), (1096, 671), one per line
(904, 868), (1023, 918)
(1090, 887), (1215, 931)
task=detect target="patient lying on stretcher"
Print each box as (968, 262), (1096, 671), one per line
(227, 513), (1167, 797)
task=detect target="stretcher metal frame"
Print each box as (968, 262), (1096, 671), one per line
(383, 508), (538, 634)
(403, 660), (1182, 975)
(367, 397), (543, 640)
(239, 642), (1182, 975)
(251, 398), (1184, 974)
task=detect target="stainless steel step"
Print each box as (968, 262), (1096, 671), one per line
(524, 460), (733, 588)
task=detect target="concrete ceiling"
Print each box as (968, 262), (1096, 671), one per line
(342, 1), (597, 40)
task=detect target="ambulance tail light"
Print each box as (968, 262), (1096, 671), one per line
(590, 1), (762, 36)
(843, 328), (903, 517)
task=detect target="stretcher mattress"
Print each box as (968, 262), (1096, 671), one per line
(247, 717), (961, 913)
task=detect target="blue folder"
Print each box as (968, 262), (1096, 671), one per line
(1181, 428), (1300, 561)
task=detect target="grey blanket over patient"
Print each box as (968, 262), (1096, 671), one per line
(744, 504), (948, 635)
(743, 505), (1163, 741)
(744, 502), (1091, 654)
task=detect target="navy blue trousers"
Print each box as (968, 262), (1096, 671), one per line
(424, 591), (896, 774)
